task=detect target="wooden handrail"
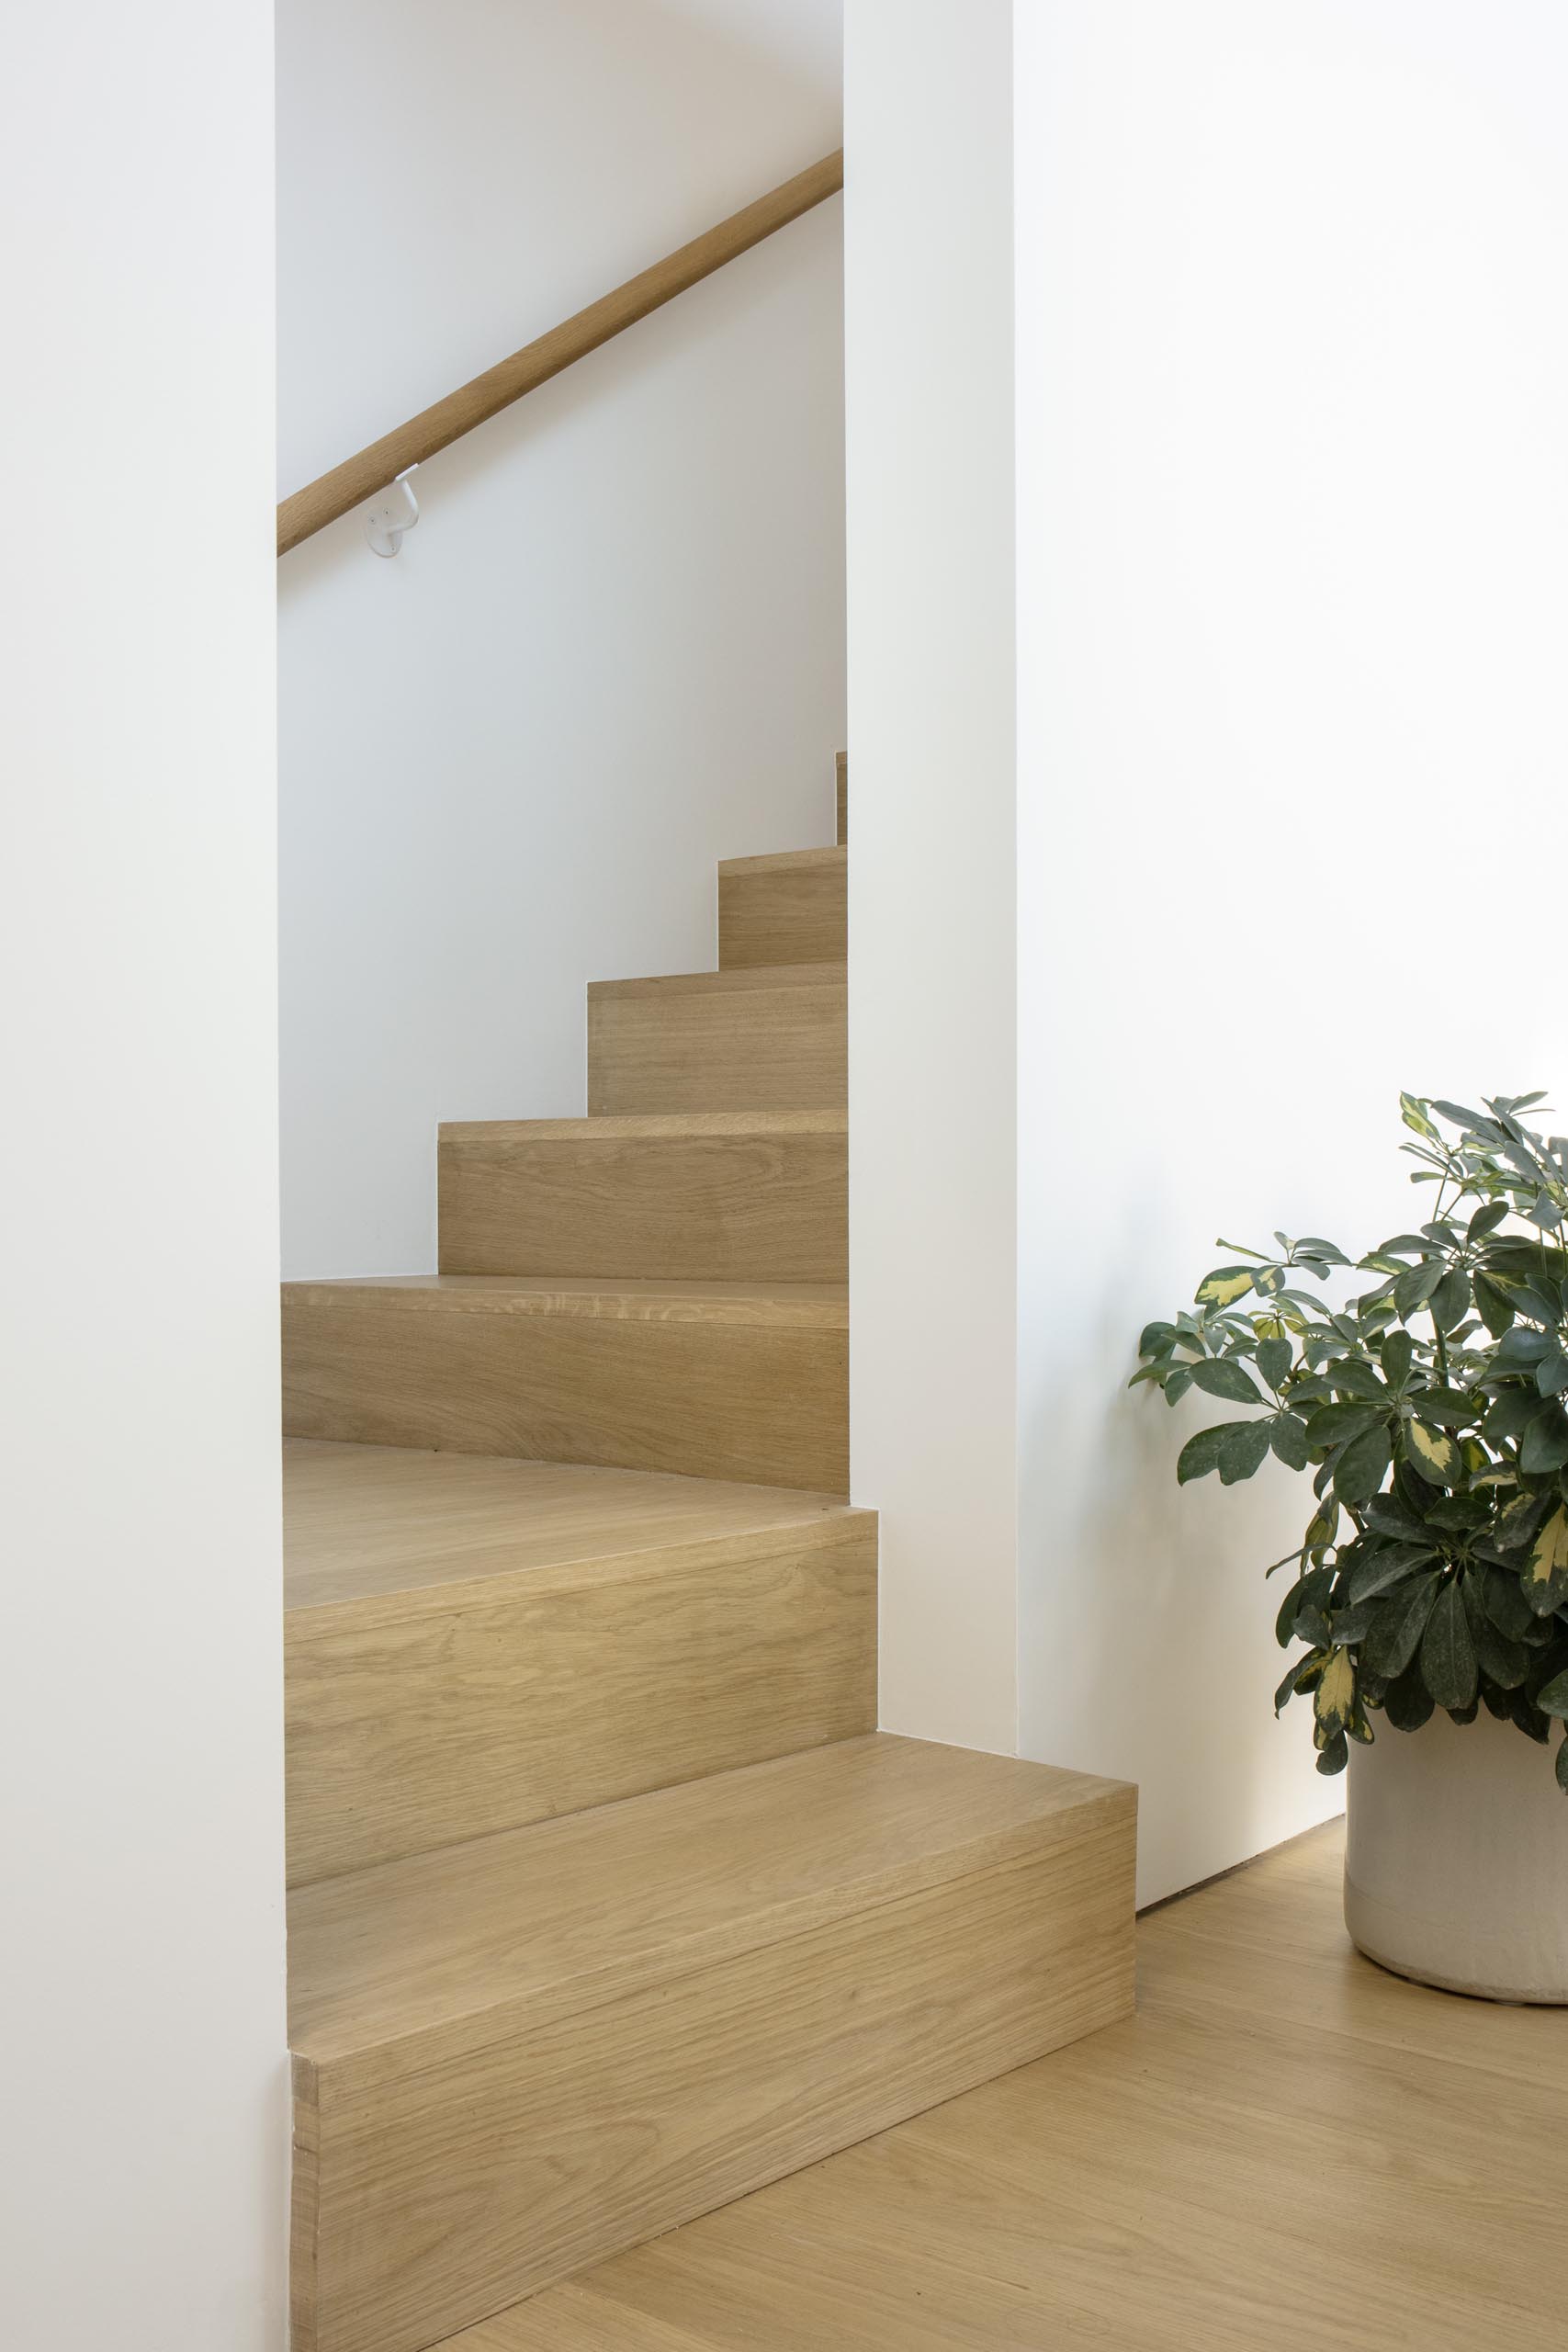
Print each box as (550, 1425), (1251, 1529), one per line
(277, 150), (844, 557)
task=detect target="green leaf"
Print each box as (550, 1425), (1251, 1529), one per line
(1256, 1337), (1292, 1391)
(1482, 1565), (1536, 1642)
(1382, 1663), (1436, 1733)
(1176, 1423), (1240, 1484)
(1473, 1273), (1517, 1336)
(1380, 1330), (1416, 1391)
(1495, 1489), (1549, 1551)
(1430, 1269), (1472, 1332)
(1535, 1345), (1568, 1397)
(1138, 1320), (1179, 1359)
(1195, 1266), (1257, 1308)
(1218, 1419), (1272, 1485)
(1361, 1573), (1440, 1680)
(1461, 1574), (1529, 1690)
(1421, 1579), (1478, 1712)
(1346, 1543), (1436, 1606)
(1190, 1357), (1268, 1406)
(1269, 1412), (1310, 1471)
(1405, 1420), (1461, 1487)
(1316, 1730), (1349, 1776)
(1483, 1388), (1540, 1444)
(1334, 1422), (1393, 1504)
(1304, 1401), (1384, 1449)
(1532, 1666), (1568, 1718)
(1164, 1365), (1194, 1405)
(1274, 1657), (1314, 1714)
(1407, 1386), (1479, 1430)
(1467, 1201), (1511, 1241)
(1557, 1736), (1568, 1794)
(1275, 1565), (1335, 1647)
(1393, 1260), (1446, 1321)
(1520, 1405), (1568, 1475)
(1295, 1236), (1352, 1265)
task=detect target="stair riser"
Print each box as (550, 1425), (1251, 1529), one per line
(587, 982), (845, 1114)
(292, 1803), (1136, 2352)
(718, 854), (845, 969)
(282, 1298), (848, 1492)
(438, 1128), (847, 1283)
(286, 1520), (876, 1886)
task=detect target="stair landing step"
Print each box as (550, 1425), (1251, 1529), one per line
(289, 1736), (1127, 2067)
(288, 1736), (1135, 2352)
(285, 1438), (859, 1611)
(284, 1442), (876, 1886)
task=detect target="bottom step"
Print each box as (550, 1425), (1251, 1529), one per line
(289, 1735), (1136, 2352)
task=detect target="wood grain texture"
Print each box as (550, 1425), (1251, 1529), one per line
(277, 153), (844, 554)
(288, 1737), (1135, 2352)
(440, 1821), (1568, 2352)
(438, 1112), (846, 1283)
(284, 1441), (875, 1885)
(836, 751), (847, 847)
(282, 1277), (848, 1492)
(588, 965), (845, 1115)
(717, 847), (845, 969)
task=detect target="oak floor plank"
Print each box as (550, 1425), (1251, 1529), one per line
(438, 1821), (1565, 2352)
(289, 1739), (1134, 2352)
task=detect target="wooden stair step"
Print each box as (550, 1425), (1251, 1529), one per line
(282, 1275), (849, 1492)
(587, 964), (844, 1115)
(284, 1439), (875, 1887)
(288, 1735), (1137, 2352)
(718, 845), (845, 969)
(438, 1111), (846, 1283)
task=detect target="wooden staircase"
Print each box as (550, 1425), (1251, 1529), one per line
(281, 759), (1136, 2352)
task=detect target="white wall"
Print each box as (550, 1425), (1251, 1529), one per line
(845, 0), (1021, 1754)
(850, 0), (1568, 1903)
(2, 5), (287, 2346)
(278, 0), (846, 1277)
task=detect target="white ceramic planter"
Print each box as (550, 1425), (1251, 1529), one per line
(1344, 1706), (1568, 2004)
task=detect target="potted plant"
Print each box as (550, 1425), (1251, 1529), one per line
(1135, 1091), (1568, 2003)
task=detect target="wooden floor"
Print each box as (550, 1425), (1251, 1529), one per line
(441, 1819), (1566, 2351)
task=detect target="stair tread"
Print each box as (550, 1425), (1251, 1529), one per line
(283, 1273), (848, 1329)
(439, 1109), (848, 1143)
(716, 845), (845, 877)
(288, 1735), (1131, 2072)
(284, 1438), (863, 1611)
(589, 962), (842, 1000)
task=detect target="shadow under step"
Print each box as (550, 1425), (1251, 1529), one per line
(437, 1110), (846, 1283)
(288, 1734), (1137, 2352)
(281, 1274), (848, 1492)
(284, 1439), (876, 1886)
